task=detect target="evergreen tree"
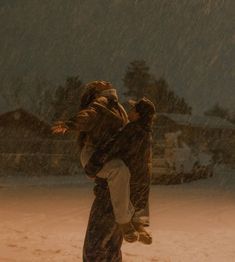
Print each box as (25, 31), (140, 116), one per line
(123, 61), (191, 114)
(123, 60), (153, 99)
(145, 77), (191, 114)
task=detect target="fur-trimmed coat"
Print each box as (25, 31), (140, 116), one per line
(65, 97), (129, 148)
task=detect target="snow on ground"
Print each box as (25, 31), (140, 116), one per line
(0, 165), (234, 262)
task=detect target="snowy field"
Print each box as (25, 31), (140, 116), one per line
(0, 165), (234, 262)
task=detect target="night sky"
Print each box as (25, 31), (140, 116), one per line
(0, 0), (234, 114)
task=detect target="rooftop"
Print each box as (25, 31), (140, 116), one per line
(158, 113), (235, 130)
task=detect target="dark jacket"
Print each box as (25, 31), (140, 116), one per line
(85, 119), (152, 212)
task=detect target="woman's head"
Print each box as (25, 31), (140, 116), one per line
(80, 80), (118, 109)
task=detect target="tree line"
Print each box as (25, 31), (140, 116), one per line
(1, 60), (234, 124)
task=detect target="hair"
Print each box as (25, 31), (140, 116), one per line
(77, 86), (100, 149)
(77, 82), (118, 149)
(138, 112), (155, 132)
(79, 85), (98, 110)
(79, 80), (114, 110)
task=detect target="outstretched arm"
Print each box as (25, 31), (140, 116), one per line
(51, 107), (97, 135)
(51, 121), (69, 134)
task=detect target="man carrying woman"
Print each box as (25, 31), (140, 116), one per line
(52, 80), (155, 261)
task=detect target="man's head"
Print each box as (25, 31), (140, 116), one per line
(128, 97), (156, 123)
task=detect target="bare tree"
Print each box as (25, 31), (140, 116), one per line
(1, 76), (54, 121)
(51, 76), (84, 121)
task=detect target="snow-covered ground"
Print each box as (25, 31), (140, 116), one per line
(0, 165), (234, 262)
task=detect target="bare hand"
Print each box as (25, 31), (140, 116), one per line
(51, 121), (68, 134)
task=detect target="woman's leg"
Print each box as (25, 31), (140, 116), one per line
(81, 145), (135, 224)
(96, 159), (135, 224)
(83, 187), (123, 262)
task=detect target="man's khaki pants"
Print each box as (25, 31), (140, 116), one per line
(80, 144), (135, 224)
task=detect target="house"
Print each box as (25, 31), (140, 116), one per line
(154, 113), (235, 141)
(0, 108), (52, 139)
(154, 113), (235, 164)
(0, 108), (80, 175)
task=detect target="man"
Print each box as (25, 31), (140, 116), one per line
(85, 97), (156, 245)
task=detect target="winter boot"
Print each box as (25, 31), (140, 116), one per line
(132, 221), (152, 245)
(118, 221), (139, 243)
